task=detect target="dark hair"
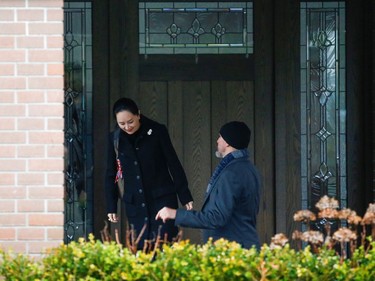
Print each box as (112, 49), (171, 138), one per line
(112, 97), (139, 119)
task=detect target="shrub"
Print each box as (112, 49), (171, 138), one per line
(1, 198), (374, 280)
(1, 236), (374, 280)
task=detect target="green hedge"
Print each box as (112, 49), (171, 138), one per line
(1, 236), (374, 281)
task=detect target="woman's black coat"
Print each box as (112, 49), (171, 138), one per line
(105, 115), (193, 248)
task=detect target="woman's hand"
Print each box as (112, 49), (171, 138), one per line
(185, 201), (193, 210)
(107, 213), (119, 223)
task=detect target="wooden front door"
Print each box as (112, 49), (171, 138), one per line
(138, 80), (255, 243)
(90, 0), (273, 245)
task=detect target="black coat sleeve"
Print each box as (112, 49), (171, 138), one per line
(104, 132), (119, 213)
(158, 125), (193, 205)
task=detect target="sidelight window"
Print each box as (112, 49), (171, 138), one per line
(63, 1), (93, 243)
(300, 2), (346, 217)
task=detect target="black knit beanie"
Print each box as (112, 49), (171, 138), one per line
(219, 121), (251, 149)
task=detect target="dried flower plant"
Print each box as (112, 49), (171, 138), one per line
(338, 208), (356, 220)
(333, 227), (357, 243)
(362, 203), (375, 225)
(301, 230), (324, 245)
(293, 210), (316, 228)
(314, 196), (341, 238)
(292, 230), (302, 240)
(270, 233), (289, 249)
(300, 230), (324, 253)
(318, 208), (339, 220)
(315, 195), (339, 210)
(361, 203), (375, 242)
(333, 227), (357, 260)
(289, 196), (374, 259)
(347, 213), (362, 226)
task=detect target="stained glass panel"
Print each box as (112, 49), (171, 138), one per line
(64, 1), (93, 243)
(300, 2), (346, 213)
(139, 2), (253, 55)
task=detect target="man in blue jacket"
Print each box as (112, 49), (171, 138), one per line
(156, 121), (261, 249)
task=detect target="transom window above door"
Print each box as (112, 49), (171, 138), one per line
(139, 2), (253, 56)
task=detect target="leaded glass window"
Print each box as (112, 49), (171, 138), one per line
(300, 2), (346, 216)
(64, 1), (93, 243)
(139, 2), (253, 56)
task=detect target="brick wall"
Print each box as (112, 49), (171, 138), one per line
(373, 0), (375, 201)
(0, 0), (64, 255)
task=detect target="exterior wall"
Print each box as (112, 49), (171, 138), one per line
(373, 1), (375, 201)
(0, 0), (64, 255)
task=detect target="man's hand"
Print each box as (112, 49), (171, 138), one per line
(155, 207), (177, 223)
(107, 213), (119, 223)
(185, 201), (193, 210)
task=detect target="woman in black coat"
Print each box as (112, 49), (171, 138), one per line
(105, 97), (193, 250)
